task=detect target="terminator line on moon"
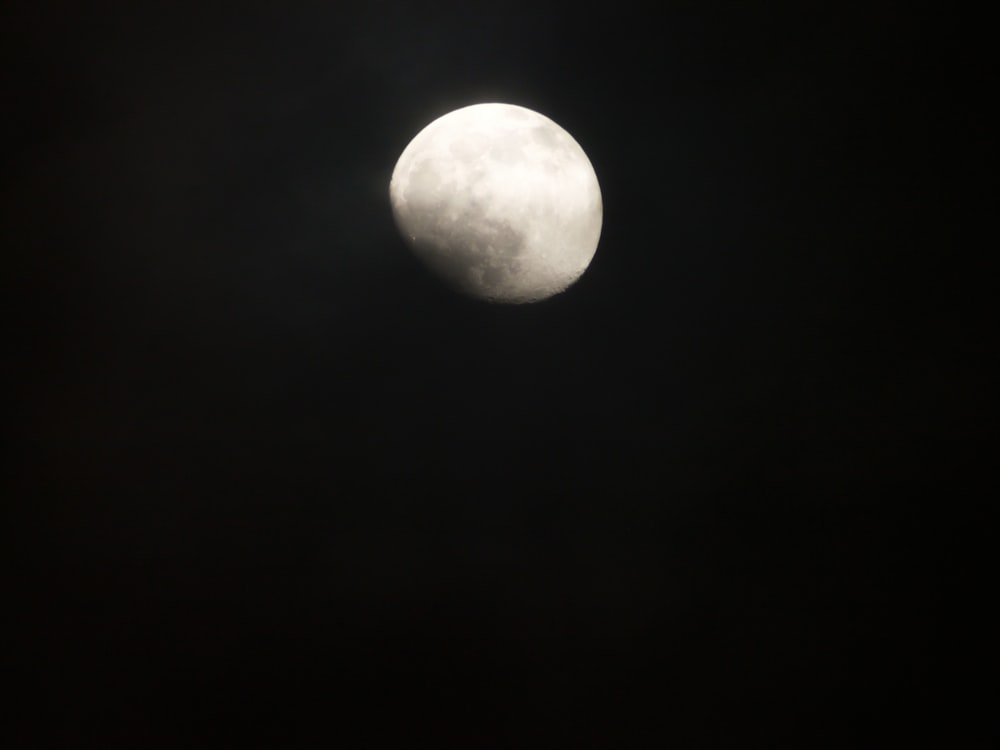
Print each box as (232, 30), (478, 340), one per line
(389, 103), (603, 303)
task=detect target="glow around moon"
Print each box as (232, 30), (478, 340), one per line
(389, 103), (603, 303)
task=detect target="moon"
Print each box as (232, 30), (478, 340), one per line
(389, 103), (603, 303)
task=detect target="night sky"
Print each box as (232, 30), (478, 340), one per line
(4, 2), (990, 747)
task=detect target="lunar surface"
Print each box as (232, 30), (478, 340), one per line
(389, 103), (603, 303)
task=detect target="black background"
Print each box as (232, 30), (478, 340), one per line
(3, 1), (991, 747)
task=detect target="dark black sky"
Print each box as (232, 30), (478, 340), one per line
(3, 1), (991, 747)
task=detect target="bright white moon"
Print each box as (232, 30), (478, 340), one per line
(389, 103), (603, 303)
